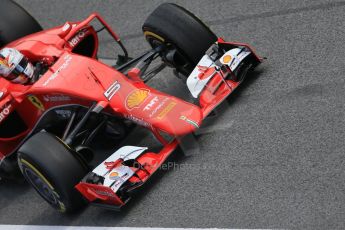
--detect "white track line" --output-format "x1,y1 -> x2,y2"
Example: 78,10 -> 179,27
0,226 -> 278,230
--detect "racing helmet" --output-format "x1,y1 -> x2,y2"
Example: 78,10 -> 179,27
0,48 -> 34,84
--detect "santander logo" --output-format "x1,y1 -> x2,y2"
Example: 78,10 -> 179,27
0,104 -> 12,122
69,28 -> 88,47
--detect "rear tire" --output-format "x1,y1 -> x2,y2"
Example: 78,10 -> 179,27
17,132 -> 88,213
0,0 -> 42,46
143,3 -> 217,75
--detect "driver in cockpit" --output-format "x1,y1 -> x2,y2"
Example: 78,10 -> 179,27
0,47 -> 46,84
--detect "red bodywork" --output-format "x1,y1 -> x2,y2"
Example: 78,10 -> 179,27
0,13 -> 262,209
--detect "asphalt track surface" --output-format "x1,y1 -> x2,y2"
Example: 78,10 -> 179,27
1,0 -> 345,229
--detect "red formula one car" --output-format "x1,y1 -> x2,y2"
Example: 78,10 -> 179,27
0,1 -> 262,212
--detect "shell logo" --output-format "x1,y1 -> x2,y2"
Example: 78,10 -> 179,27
109,171 -> 119,180
125,89 -> 150,110
222,55 -> 232,64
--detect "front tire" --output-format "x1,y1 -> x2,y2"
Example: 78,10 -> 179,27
143,3 -> 217,75
0,0 -> 42,46
17,132 -> 88,213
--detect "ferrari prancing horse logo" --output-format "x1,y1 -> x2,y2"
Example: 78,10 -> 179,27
28,95 -> 45,111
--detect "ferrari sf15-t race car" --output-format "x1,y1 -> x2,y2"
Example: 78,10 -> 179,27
0,0 -> 262,212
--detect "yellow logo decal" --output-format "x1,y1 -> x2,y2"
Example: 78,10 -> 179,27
157,102 -> 176,120
109,171 -> 119,180
125,89 -> 150,110
222,55 -> 232,64
28,95 -> 45,111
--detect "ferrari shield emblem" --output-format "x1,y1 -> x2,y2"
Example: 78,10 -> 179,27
28,95 -> 45,111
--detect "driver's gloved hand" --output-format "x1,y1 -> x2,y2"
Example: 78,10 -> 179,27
31,62 -> 47,83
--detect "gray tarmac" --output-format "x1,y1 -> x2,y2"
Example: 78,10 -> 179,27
1,0 -> 345,229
